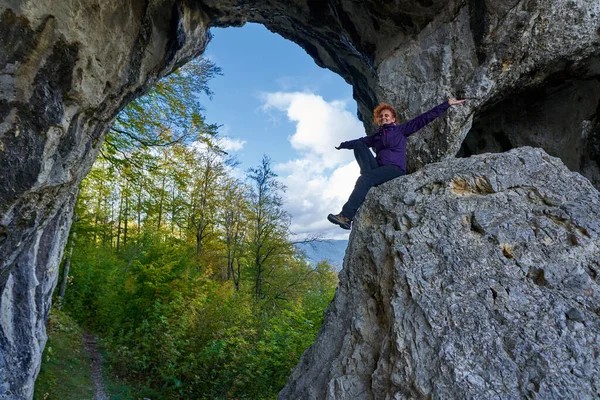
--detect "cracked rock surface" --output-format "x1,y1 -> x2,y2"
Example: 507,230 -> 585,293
1,0 -> 600,397
280,147 -> 600,399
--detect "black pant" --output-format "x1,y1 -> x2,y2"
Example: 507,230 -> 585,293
341,142 -> 405,220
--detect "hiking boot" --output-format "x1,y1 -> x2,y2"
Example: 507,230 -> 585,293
327,213 -> 351,230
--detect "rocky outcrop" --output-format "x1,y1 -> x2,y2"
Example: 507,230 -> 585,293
0,2 -> 211,398
280,147 -> 600,399
377,0 -> 600,174
1,0 -> 599,397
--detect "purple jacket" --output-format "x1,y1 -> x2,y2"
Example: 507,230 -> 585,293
338,101 -> 450,172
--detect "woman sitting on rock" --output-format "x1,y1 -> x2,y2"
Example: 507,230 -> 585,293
328,97 -> 466,230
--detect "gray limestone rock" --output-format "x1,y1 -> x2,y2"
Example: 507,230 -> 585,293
0,2 -> 212,398
1,0 -> 600,397
280,147 -> 600,399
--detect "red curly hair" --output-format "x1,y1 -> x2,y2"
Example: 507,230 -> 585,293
373,103 -> 397,125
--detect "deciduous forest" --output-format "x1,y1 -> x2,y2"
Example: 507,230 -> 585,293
37,57 -> 338,399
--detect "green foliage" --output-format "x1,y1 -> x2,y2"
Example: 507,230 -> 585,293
54,54 -> 339,399
246,155 -> 293,300
34,307 -> 164,400
61,232 -> 338,398
106,57 -> 221,157
62,242 -> 126,329
34,308 -> 94,400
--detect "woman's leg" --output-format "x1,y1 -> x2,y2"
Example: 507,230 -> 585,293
341,165 -> 404,220
353,142 -> 378,174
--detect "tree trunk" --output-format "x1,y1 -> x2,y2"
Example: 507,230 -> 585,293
235,259 -> 241,291
171,185 -> 176,237
255,250 -> 262,299
226,241 -> 232,281
116,193 -> 123,252
103,198 -> 109,246
157,175 -> 166,230
137,190 -> 142,239
94,195 -> 101,243
123,189 -> 129,247
196,217 -> 203,257
57,232 -> 75,309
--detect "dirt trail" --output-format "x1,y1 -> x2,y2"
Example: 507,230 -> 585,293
82,332 -> 109,400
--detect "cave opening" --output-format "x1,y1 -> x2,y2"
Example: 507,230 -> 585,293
107,22 -> 361,240
458,65 -> 600,188
28,21 -> 360,399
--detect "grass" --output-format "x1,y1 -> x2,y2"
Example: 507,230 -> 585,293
34,306 -> 161,400
34,307 -> 94,400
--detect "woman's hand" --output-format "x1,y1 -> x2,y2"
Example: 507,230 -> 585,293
448,98 -> 466,106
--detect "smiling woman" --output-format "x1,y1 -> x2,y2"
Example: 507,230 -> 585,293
328,98 -> 466,230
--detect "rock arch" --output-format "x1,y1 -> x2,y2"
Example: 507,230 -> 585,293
1,0 -> 599,398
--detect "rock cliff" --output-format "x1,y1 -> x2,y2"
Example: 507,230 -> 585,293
0,0 -> 599,398
280,147 -> 600,399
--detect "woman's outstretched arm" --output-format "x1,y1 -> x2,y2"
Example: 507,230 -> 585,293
402,97 -> 466,136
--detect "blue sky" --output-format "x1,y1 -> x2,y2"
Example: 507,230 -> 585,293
203,24 -> 352,167
201,23 -> 366,239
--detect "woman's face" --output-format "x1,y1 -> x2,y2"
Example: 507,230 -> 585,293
378,109 -> 396,125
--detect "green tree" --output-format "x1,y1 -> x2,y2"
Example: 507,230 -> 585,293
106,57 -> 221,157
52,52 -> 343,400
246,155 -> 294,300
219,177 -> 249,289
186,144 -> 227,259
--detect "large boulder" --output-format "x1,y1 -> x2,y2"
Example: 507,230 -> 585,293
280,147 -> 600,399
0,0 -> 599,397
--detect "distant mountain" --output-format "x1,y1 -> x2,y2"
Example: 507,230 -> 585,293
295,240 -> 348,270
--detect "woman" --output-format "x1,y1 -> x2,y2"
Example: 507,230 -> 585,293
328,97 -> 466,230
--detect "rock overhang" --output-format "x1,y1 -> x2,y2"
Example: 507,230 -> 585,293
2,1 -> 600,398
198,1 -> 600,183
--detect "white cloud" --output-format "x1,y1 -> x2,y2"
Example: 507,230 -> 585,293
262,92 -> 364,169
218,123 -> 231,136
191,132 -> 245,156
218,137 -> 245,152
260,91 -> 369,239
189,135 -> 246,180
225,165 -> 246,181
282,160 -> 360,239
